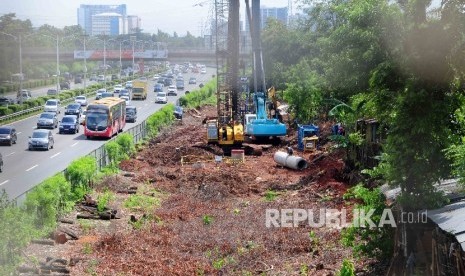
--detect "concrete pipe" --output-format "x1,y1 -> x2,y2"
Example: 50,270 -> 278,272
273,151 -> 308,170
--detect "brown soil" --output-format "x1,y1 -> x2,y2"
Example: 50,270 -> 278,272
21,105 -> 384,275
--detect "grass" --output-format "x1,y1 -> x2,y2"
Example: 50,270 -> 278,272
202,214 -> 213,225
123,193 -> 160,213
78,219 -> 95,234
264,189 -> 279,201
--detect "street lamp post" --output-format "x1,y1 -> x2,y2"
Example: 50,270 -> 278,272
40,34 -> 76,93
0,32 -> 34,104
103,37 -> 107,89
55,34 -> 60,92
83,34 -> 88,92
130,36 -> 136,77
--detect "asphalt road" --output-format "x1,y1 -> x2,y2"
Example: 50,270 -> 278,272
0,68 -> 214,200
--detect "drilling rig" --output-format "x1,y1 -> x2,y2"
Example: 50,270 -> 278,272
243,0 -> 287,138
206,0 -> 244,146
206,0 -> 287,148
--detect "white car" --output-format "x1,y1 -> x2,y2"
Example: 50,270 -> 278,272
75,95 -> 88,106
200,68 -> 207,74
125,81 -> 133,89
155,92 -> 167,104
121,95 -> 130,105
114,84 -> 123,93
80,110 -> 86,125
167,85 -> 177,96
44,99 -> 60,113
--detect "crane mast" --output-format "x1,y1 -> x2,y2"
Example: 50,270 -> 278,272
206,0 -> 244,146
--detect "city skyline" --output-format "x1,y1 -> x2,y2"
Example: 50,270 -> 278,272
0,0 -> 292,37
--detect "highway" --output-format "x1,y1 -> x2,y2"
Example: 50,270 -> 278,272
0,68 -> 214,200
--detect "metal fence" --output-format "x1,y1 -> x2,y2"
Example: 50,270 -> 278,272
87,120 -> 148,171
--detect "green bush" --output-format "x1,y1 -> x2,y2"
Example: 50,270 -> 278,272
146,104 -> 175,137
337,259 -> 355,276
7,104 -> 23,113
0,191 -> 36,275
25,174 -> 74,232
341,184 -> 393,258
115,133 -> 135,158
0,107 -> 12,116
65,156 -> 97,197
105,141 -> 124,168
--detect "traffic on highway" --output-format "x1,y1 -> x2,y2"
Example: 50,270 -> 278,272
0,64 -> 213,200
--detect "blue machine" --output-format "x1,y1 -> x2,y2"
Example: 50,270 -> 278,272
297,125 -> 320,151
245,92 -> 287,136
244,0 -> 287,138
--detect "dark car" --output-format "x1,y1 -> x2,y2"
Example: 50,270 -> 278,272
164,78 -> 173,86
59,115 -> 80,134
119,89 -> 130,99
0,153 -> 3,172
0,97 -> 14,106
176,80 -> 185,90
174,106 -> 183,120
28,129 -> 54,151
37,112 -> 58,129
154,83 -> 164,92
126,105 -> 137,123
74,76 -> 82,84
0,126 -> 17,146
60,81 -> 70,90
64,103 -> 82,118
157,77 -> 166,84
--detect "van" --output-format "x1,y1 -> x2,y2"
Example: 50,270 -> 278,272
125,105 -> 137,123
17,89 -> 32,103
47,89 -> 58,96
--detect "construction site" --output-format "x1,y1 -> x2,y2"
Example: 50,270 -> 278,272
17,1 -> 390,275
20,102 -> 388,275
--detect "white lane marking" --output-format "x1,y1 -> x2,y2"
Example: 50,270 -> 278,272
5,152 -> 14,157
71,142 -> 79,147
17,132 -> 21,135
0,180 -> 9,186
50,152 -> 61,159
26,165 -> 38,171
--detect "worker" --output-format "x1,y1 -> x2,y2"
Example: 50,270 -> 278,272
287,146 -> 294,156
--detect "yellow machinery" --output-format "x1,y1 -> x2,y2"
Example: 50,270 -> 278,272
206,0 -> 244,148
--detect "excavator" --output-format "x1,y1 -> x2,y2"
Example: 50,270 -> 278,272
206,0 -> 286,148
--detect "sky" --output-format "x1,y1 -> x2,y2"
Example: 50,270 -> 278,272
0,0 -> 293,36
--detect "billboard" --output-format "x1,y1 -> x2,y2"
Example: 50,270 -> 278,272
73,50 -> 167,60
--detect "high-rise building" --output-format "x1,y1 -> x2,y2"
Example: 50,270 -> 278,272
244,6 -> 288,32
127,15 -> 141,34
91,13 -> 124,36
78,4 -> 136,36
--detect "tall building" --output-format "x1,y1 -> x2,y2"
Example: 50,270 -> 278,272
127,15 -> 141,34
244,6 -> 288,32
77,4 -> 131,35
91,13 -> 124,36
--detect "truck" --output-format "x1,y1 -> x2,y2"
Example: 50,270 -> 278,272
131,80 -> 147,100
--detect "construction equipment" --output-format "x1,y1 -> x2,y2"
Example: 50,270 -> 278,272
206,0 -> 244,146
243,0 -> 287,138
297,125 -> 319,152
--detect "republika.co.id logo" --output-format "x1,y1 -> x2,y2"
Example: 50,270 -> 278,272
265,208 -> 428,228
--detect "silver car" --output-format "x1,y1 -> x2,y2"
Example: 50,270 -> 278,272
28,129 -> 54,151
37,112 -> 58,129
